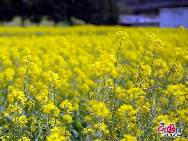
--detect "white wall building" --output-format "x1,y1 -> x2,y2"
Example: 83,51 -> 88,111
160,7 -> 188,28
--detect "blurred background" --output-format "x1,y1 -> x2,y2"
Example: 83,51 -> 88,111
0,0 -> 187,27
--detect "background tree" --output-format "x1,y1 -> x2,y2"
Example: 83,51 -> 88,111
0,0 -> 13,21
0,0 -> 118,25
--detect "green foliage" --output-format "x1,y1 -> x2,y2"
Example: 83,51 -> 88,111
0,0 -> 118,25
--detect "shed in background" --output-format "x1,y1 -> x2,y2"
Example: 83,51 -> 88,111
160,7 -> 188,28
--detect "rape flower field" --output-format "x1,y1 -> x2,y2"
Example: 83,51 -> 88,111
0,26 -> 187,141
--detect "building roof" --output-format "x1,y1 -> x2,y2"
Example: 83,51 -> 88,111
119,15 -> 159,25
127,0 -> 188,10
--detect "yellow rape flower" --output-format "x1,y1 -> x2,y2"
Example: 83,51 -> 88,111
114,31 -> 128,41
126,87 -> 145,100
174,137 -> 188,141
8,86 -> 27,105
60,100 -> 74,113
140,64 -> 152,77
43,102 -> 60,117
94,122 -> 109,135
13,115 -> 28,127
118,104 -> 136,117
7,103 -> 22,114
120,134 -> 137,141
115,86 -> 126,100
89,100 -> 109,118
18,136 -> 30,141
62,114 -> 72,124
47,127 -> 70,141
4,68 -> 15,82
178,108 -> 188,123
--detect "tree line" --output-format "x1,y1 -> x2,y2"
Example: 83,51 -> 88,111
0,0 -> 118,25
